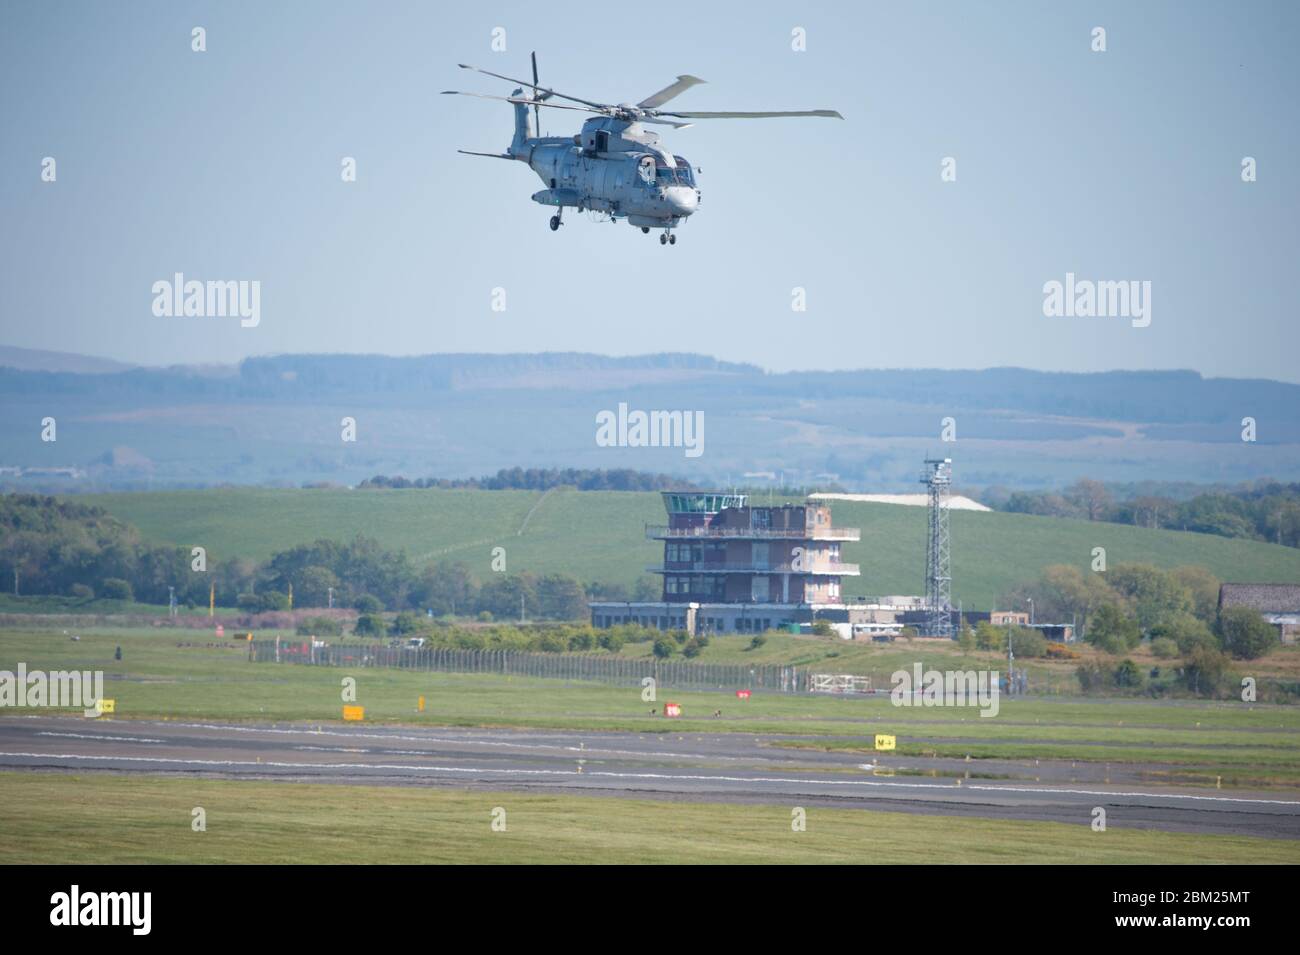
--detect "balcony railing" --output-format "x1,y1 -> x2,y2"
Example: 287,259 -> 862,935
647,561 -> 860,576
645,524 -> 860,541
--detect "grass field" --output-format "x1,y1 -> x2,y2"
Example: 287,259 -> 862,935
82,487 -> 1300,607
3,626 -> 1300,786
1,772 -> 1291,864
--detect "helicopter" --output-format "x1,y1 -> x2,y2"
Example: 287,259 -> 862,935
443,55 -> 842,245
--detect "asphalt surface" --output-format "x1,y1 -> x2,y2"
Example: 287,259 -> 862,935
2,715 -> 1298,840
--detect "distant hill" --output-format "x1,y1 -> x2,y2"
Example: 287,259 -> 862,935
0,346 -> 135,375
3,350 -> 1299,490
82,487 -> 1300,609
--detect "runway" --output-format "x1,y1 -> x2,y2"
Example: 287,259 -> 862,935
2,715 -> 1298,840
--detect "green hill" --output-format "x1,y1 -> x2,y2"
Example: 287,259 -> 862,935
80,488 -> 1300,609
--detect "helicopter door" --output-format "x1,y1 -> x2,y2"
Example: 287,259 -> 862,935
595,130 -> 609,153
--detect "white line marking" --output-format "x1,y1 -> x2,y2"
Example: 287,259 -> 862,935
105,721 -> 745,762
37,732 -> 164,743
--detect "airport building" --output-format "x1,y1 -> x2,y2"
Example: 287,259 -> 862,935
588,488 -> 1078,641
589,490 -> 864,636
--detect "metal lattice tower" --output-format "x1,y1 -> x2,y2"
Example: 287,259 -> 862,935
921,458 -> 954,637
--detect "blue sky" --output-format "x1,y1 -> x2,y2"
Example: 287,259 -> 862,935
1,0 -> 1296,379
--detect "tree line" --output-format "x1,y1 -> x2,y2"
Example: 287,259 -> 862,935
982,479 -> 1300,547
0,494 -> 610,620
357,467 -> 695,492
997,561 -> 1279,698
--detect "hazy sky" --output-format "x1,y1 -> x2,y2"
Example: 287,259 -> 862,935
1,1 -> 1296,379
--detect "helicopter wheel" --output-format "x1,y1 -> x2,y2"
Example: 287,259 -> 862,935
549,215 -> 561,232
669,234 -> 677,245
641,227 -> 649,234
660,234 -> 667,245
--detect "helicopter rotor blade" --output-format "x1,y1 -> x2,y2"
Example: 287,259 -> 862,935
457,150 -> 517,161
441,90 -> 605,114
637,117 -> 695,129
456,63 -> 609,110
637,75 -> 706,109
655,108 -> 844,120
530,52 -> 542,134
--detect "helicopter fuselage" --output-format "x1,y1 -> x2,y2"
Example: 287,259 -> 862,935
510,106 -> 700,232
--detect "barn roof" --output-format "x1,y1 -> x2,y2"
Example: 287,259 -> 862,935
1218,583 -> 1300,613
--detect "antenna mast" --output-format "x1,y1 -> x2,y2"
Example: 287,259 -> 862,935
921,458 -> 954,637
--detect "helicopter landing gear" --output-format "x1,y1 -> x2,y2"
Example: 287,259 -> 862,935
669,234 -> 677,245
641,227 -> 650,234
660,233 -> 667,245
660,230 -> 676,246
549,213 -> 562,232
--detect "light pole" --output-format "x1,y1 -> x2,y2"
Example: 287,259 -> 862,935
1027,597 -> 1034,626
1007,627 -> 1015,695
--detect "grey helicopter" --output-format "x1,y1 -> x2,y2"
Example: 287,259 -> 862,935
443,55 -> 842,245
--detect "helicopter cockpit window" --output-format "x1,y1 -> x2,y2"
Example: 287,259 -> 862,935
637,157 -> 655,185
655,161 -> 695,187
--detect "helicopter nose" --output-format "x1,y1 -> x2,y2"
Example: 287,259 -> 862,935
666,186 -> 698,216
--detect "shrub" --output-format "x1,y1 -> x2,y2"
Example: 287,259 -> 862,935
811,620 -> 835,638
354,613 -> 385,636
1217,607 -> 1277,660
1076,662 -> 1115,694
388,612 -> 423,635
257,591 -> 290,613
598,631 -> 625,653
682,638 -> 703,658
747,634 -> 768,651
974,621 -> 1004,651
1182,644 -> 1231,697
1150,636 -> 1179,659
353,594 -> 383,613
296,615 -> 343,636
1149,614 -> 1217,655
1006,627 -> 1047,658
69,583 -> 94,600
99,578 -> 133,601
454,630 -> 486,651
1085,603 -> 1140,654
568,630 -> 595,652
1113,658 -> 1144,688
537,632 -> 566,653
652,637 -> 675,659
957,623 -> 977,652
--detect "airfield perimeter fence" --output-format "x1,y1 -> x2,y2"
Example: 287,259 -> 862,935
251,639 -> 803,693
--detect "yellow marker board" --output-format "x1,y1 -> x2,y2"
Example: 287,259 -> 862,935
874,734 -> 896,751
417,696 -> 425,712
97,699 -> 116,715
342,705 -> 365,721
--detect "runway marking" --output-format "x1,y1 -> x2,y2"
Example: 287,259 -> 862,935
2,750 -> 1298,810
37,732 -> 164,744
46,720 -> 751,762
